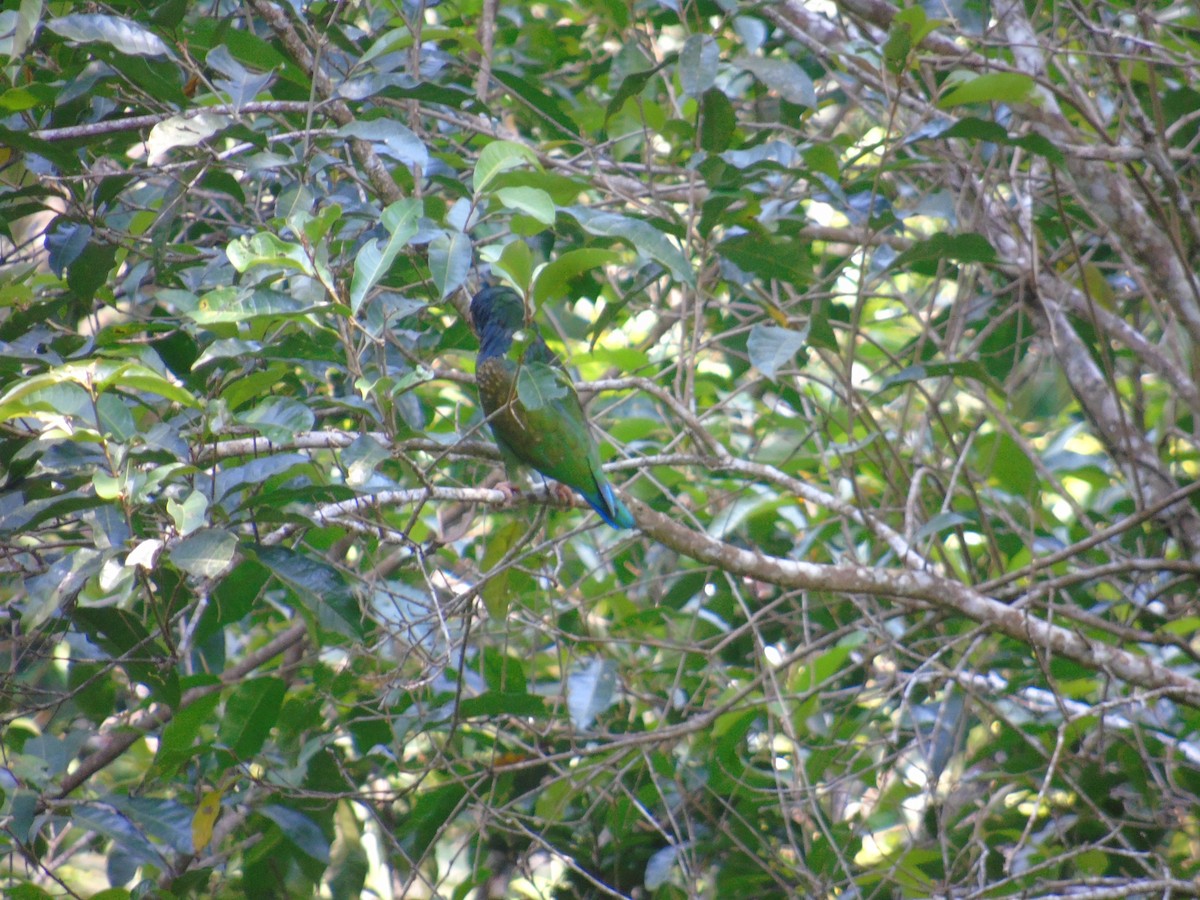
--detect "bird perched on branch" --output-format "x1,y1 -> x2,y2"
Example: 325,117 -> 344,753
470,284 -> 635,529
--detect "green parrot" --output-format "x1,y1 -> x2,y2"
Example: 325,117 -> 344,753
470,285 -> 635,529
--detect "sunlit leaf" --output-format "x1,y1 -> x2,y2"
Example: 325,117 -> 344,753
532,248 -> 621,304
495,186 -> 555,225
146,112 -> 230,158
170,528 -> 237,579
567,657 -> 617,730
938,72 -> 1035,108
474,140 -> 541,194
747,324 -> 806,380
47,13 -> 171,57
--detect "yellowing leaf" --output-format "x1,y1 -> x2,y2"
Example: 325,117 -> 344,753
193,788 -> 224,853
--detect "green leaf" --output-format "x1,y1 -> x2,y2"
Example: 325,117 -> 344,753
474,140 -> 541,195
10,0 -> 42,66
145,112 -> 230,159
495,186 -> 555,225
226,232 -> 311,275
405,783 -> 467,859
879,361 -> 1000,393
302,202 -> 343,245
255,545 -> 364,637
96,393 -> 135,441
23,548 -> 103,630
0,86 -> 48,112
110,796 -> 195,855
350,198 -> 420,314
46,221 -> 91,275
974,431 -> 1037,496
808,298 -> 839,352
428,230 -> 473,300
491,69 -> 580,140
516,362 -> 569,411
46,13 -> 171,58
342,434 -> 391,488
155,690 -> 220,776
480,520 -> 526,618
913,510 -> 972,540
734,55 -> 816,108
565,207 -> 694,285
888,232 -> 996,270
717,233 -> 811,286
938,72 -> 1035,108
747,324 -> 806,380
487,170 -> 588,205
495,239 -> 534,290
567,658 -> 617,730
883,7 -> 940,74
883,16 -> 915,74
174,286 -> 319,325
604,60 -> 669,121
259,805 -> 330,864
219,677 -> 286,758
189,18 -> 305,86
337,119 -> 428,169
0,124 -> 79,171
679,35 -> 718,97
709,709 -> 756,791
70,805 -> 162,867
0,377 -> 92,423
166,489 -> 209,537
238,396 -> 316,442
481,647 -> 528,694
170,528 -> 237,579
532,248 -> 622,305
67,239 -> 117,302
931,116 -> 1065,162
104,361 -> 199,408
700,88 -> 736,152
360,26 -> 483,64
72,607 -> 180,707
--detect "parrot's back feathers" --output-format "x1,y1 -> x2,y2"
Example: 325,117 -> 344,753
470,285 -> 635,530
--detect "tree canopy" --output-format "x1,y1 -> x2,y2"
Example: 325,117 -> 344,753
4,0 -> 1200,897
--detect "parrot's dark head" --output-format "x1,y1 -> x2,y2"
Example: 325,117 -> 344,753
470,285 -> 527,360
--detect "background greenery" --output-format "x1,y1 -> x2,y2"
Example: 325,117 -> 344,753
3,0 -> 1200,897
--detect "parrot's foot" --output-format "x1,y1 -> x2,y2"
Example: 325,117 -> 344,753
549,482 -> 576,507
496,481 -> 523,505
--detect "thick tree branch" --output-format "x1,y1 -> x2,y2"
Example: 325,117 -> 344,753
626,498 -> 1200,706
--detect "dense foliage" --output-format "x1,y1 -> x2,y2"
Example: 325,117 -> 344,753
3,0 -> 1200,897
